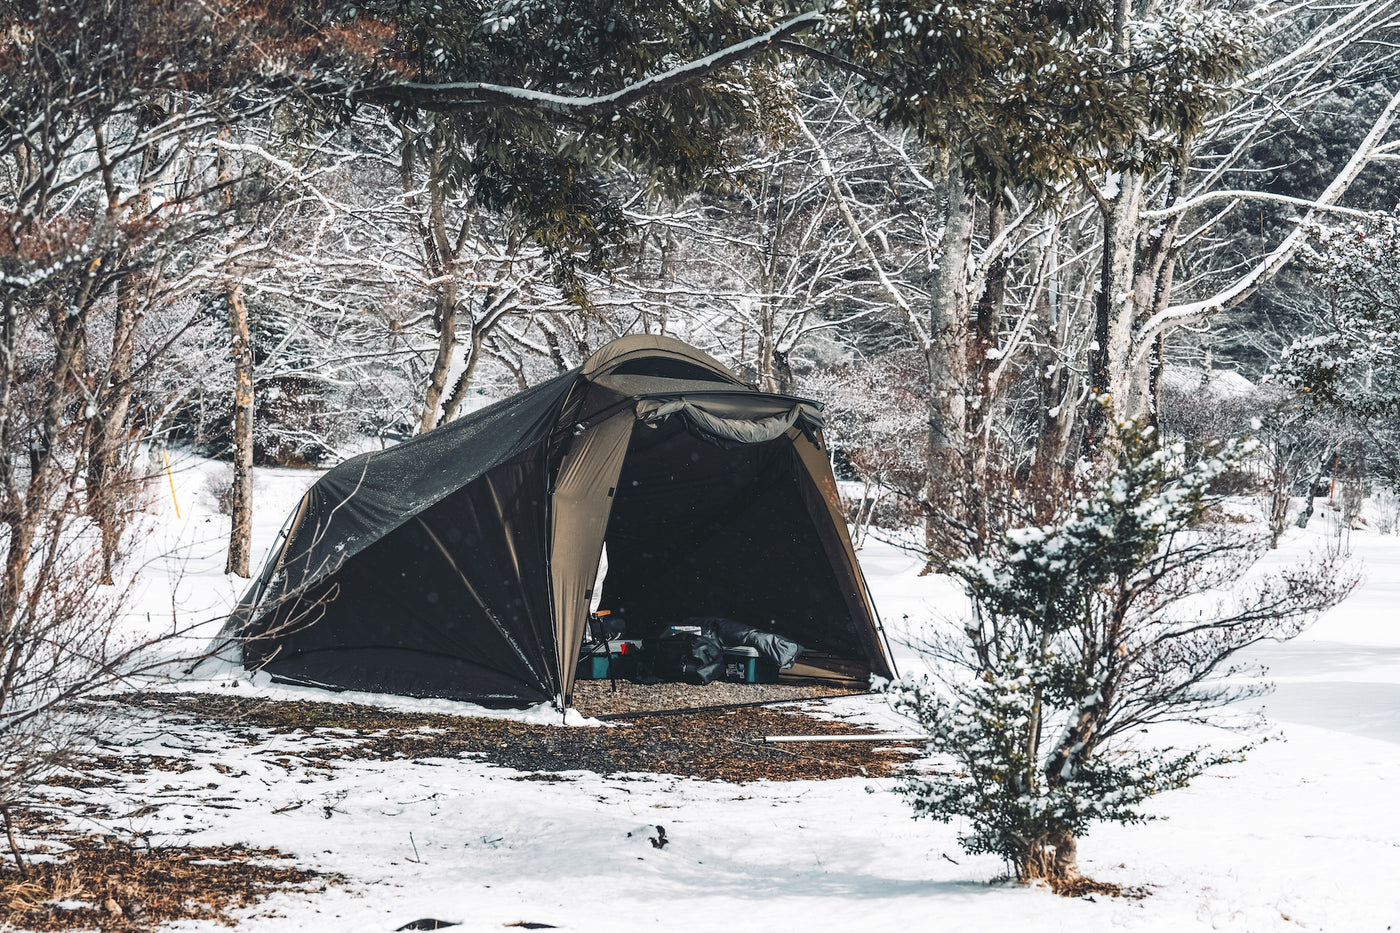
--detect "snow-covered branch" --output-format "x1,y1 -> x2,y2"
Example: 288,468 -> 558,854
792,111 -> 932,353
1130,84 -> 1400,371
354,12 -> 824,116
1139,189 -> 1377,222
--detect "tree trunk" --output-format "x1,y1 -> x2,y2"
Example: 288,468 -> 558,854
1029,228 -> 1078,521
1010,830 -> 1081,887
926,157 -> 972,463
923,157 -> 973,564
966,196 -> 1007,552
1144,330 -> 1165,441
417,284 -> 459,433
757,165 -> 784,395
438,326 -> 484,424
1294,449 -> 1333,529
2,286 -> 91,640
1047,830 -> 1080,883
87,274 -> 140,585
88,107 -> 159,585
225,281 -> 253,578
218,125 -> 253,577
771,349 -> 795,396
409,146 -> 460,435
1085,0 -> 1148,451
1088,166 -> 1144,451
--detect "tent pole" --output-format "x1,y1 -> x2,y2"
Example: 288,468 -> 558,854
857,561 -> 900,680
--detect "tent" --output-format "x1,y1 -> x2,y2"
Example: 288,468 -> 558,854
221,335 -> 895,707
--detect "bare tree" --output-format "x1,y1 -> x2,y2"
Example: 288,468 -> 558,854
0,0 -> 385,845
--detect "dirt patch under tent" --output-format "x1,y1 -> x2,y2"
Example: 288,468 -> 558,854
95,688 -> 918,783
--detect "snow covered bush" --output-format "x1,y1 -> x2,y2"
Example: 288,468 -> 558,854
887,418 -> 1354,888
888,657 -> 1226,886
1373,488 -> 1400,535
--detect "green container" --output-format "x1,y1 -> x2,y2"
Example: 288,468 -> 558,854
723,648 -> 777,684
576,652 -> 618,680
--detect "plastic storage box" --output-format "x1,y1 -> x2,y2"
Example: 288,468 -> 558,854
576,652 -> 616,679
723,646 -> 778,683
576,640 -> 644,680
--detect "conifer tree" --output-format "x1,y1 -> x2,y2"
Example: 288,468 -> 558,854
886,416 -> 1353,886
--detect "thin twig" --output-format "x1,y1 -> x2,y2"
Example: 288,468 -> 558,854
2,804 -> 28,879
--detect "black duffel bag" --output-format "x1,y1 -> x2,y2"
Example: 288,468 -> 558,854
684,616 -> 804,670
655,629 -> 725,684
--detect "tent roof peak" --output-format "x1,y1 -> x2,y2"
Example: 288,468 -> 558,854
581,334 -> 744,385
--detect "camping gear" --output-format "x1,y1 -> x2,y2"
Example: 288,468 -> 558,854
575,637 -> 642,682
722,646 -> 776,684
656,628 -> 726,685
576,653 -> 616,680
214,335 -> 895,707
685,616 -> 804,670
575,610 -> 633,685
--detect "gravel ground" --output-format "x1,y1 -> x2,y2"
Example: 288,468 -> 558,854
570,679 -> 859,717
93,691 -> 920,783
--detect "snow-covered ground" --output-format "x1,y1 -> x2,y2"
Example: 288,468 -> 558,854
86,454 -> 1400,931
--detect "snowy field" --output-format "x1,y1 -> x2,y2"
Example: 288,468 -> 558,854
78,453 -> 1400,931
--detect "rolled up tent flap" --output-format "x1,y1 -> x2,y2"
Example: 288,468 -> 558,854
635,397 -> 823,447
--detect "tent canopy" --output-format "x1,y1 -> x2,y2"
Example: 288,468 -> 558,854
225,335 -> 893,706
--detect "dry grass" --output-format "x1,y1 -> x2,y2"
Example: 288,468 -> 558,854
1048,874 -> 1150,899
0,838 -> 333,931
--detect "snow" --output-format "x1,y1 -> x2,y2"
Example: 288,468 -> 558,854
1158,364 -> 1256,398
75,457 -> 1400,930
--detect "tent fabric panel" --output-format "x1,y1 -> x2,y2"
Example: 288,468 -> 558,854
262,647 -> 550,705
789,429 -> 895,680
248,369 -> 578,625
244,454 -> 558,701
216,492 -> 311,652
547,408 -> 635,705
593,372 -> 747,399
635,397 -> 823,447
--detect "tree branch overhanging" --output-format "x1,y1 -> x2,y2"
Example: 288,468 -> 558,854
1129,83 -> 1400,370
354,11 -> 825,115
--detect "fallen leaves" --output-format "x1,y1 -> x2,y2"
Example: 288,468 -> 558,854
98,692 -> 918,783
0,839 -> 333,932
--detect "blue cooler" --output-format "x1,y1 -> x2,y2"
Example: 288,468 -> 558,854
576,639 -> 643,679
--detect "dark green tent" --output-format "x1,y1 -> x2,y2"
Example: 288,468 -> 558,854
223,335 -> 894,707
